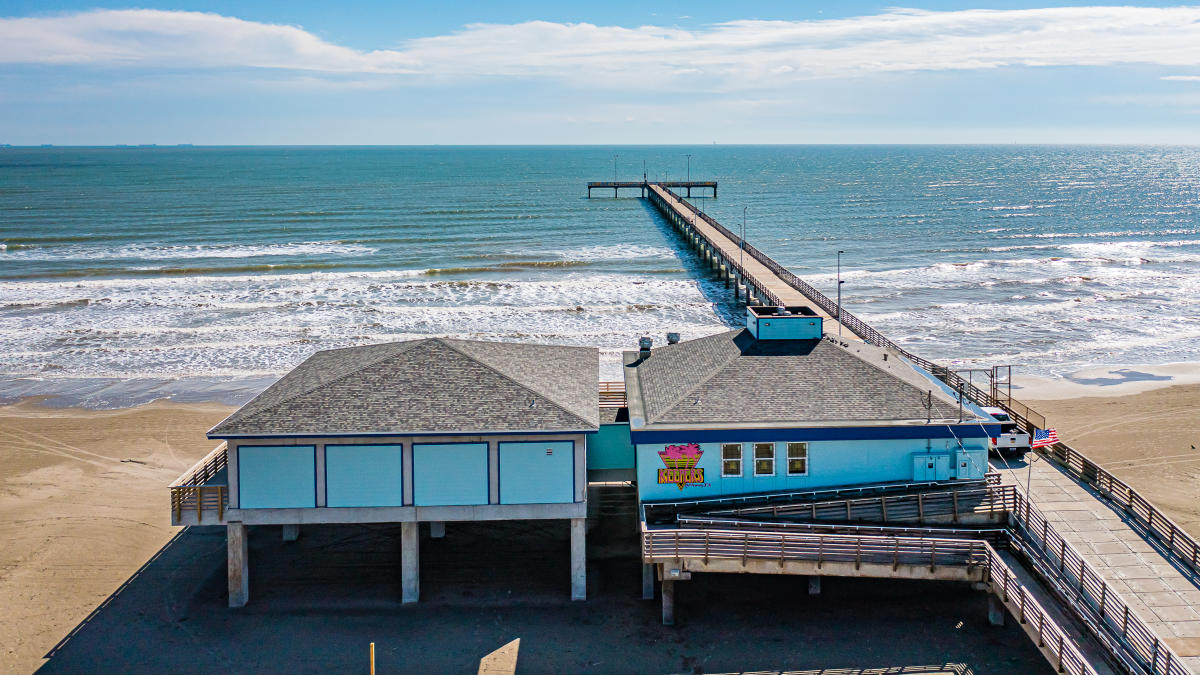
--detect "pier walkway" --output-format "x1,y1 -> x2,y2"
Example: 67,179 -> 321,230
997,457 -> 1200,674
594,178 -> 1200,674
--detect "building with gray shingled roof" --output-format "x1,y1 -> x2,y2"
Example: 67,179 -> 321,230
623,306 -> 999,503
174,337 -> 599,609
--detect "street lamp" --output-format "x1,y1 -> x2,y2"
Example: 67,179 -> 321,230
837,250 -> 845,338
613,154 -> 619,182
685,153 -> 692,183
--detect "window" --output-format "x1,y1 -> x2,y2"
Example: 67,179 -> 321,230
754,443 -> 775,476
721,443 -> 743,477
787,442 -> 809,476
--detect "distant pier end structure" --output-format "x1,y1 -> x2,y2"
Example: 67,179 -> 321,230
587,180 -> 717,199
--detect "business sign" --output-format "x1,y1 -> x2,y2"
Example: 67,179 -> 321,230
657,443 -> 704,490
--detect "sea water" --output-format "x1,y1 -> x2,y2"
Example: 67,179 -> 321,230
2,146 -> 1198,407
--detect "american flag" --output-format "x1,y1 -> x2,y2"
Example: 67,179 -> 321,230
1032,428 -> 1059,448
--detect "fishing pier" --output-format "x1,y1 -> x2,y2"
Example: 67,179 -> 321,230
587,180 -> 717,198
588,178 -> 1200,675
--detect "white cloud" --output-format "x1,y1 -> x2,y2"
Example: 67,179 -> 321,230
1162,75 -> 1200,81
3,7 -> 1200,89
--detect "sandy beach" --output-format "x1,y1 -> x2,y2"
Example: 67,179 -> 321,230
0,400 -> 234,673
1,376 -> 1198,671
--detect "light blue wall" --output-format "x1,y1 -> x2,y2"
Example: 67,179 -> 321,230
413,443 -> 489,506
238,445 -> 316,508
747,308 -> 823,340
588,424 -> 635,470
325,444 -> 404,507
499,441 -> 575,504
636,434 -> 989,502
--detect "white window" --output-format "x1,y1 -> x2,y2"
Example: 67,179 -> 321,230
721,443 -> 743,477
787,442 -> 809,476
754,443 -> 775,476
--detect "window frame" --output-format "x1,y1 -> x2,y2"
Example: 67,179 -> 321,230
721,443 -> 743,477
786,442 -> 809,476
753,442 -> 776,477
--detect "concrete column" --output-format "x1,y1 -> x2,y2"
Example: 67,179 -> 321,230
808,575 -> 821,595
570,517 -> 586,601
401,521 -> 419,604
662,579 -> 676,626
642,563 -> 655,600
988,593 -> 1006,626
227,521 -> 248,608
430,521 -> 446,539
282,524 -> 300,542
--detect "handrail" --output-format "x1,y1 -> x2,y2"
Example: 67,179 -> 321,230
169,442 -> 229,524
599,381 -> 627,408
642,525 -> 1096,675
704,484 -> 1017,525
1042,441 -> 1200,580
653,184 -> 1047,433
1009,489 -> 1187,675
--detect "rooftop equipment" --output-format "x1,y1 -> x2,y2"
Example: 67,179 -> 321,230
746,305 -> 823,340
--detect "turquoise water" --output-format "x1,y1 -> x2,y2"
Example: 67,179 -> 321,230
2,146 -> 1199,407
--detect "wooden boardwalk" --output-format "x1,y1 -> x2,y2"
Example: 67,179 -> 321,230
645,183 -> 862,340
997,458 -> 1200,674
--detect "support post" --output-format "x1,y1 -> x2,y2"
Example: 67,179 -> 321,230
401,521 -> 419,604
282,523 -> 300,542
642,563 -> 655,600
662,579 -> 676,626
808,575 -> 821,595
430,521 -> 446,539
227,521 -> 248,608
571,517 -> 586,601
988,593 -> 1006,626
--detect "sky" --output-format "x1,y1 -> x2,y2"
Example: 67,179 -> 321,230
2,1 -> 1200,144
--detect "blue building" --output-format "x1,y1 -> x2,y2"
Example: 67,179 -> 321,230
622,307 -> 998,504
177,337 -> 598,607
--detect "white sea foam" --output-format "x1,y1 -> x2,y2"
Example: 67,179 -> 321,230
0,241 -> 377,261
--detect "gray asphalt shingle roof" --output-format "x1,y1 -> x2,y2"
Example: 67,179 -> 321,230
623,329 -> 982,429
209,338 -> 599,437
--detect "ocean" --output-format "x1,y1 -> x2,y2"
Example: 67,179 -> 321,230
2,145 -> 1198,408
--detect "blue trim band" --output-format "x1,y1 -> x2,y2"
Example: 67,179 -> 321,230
630,424 -> 1000,444
211,429 -> 597,440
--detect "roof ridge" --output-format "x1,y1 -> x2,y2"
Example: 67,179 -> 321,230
436,338 -> 596,429
831,340 -> 968,417
208,339 -> 427,435
644,330 -> 743,424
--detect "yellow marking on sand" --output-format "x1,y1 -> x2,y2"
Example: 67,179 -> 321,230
478,638 -> 519,675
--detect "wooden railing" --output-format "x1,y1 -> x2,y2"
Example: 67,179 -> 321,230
1044,441 -> 1200,579
642,526 -> 1095,675
983,545 -> 1101,675
676,516 -> 1010,545
169,442 -> 229,524
1009,490 -> 1188,675
705,484 -> 1018,525
657,185 -> 1048,433
599,381 -> 627,408
643,527 -> 989,571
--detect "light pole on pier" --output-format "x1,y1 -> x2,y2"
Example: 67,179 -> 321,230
837,250 -> 845,338
613,154 -> 619,182
685,153 -> 692,183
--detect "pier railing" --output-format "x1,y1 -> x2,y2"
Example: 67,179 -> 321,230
642,525 -> 1095,675
169,442 -> 229,524
1043,442 -> 1200,579
1009,489 -> 1187,675
705,484 -> 1017,525
599,381 -> 627,408
658,185 -> 1047,433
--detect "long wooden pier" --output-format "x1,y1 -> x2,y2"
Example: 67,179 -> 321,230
597,179 -> 1200,674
